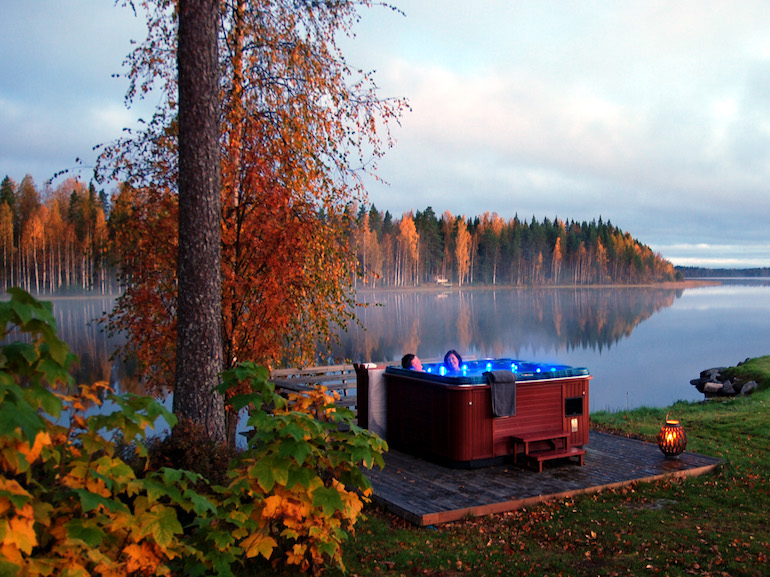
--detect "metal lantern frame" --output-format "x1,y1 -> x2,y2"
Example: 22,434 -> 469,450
657,413 -> 687,458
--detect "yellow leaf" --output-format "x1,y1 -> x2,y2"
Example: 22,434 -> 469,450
8,513 -> 38,554
0,478 -> 33,500
286,543 -> 307,565
240,531 -> 277,559
85,477 -> 110,498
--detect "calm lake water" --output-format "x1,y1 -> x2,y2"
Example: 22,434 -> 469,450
328,280 -> 770,412
25,279 -> 770,413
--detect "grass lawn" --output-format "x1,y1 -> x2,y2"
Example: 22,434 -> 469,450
322,356 -> 770,577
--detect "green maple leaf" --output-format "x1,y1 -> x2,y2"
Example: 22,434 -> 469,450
65,519 -> 105,547
137,506 -> 183,548
312,485 -> 344,516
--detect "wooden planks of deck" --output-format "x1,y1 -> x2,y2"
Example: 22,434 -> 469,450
363,431 -> 721,526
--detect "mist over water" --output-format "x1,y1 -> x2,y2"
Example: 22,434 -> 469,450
329,281 -> 770,412
16,280 -> 770,414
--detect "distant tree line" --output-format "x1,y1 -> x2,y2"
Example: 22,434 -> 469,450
0,173 -> 680,295
678,266 -> 770,278
0,175 -> 114,294
350,205 -> 681,287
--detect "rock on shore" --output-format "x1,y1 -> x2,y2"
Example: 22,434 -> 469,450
690,359 -> 759,398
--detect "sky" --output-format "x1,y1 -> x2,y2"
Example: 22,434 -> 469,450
2,1 -> 769,269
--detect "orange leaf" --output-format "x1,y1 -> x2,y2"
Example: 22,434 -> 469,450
8,512 -> 38,554
24,431 -> 52,464
124,542 -> 163,574
240,531 -> 277,559
261,494 -> 283,518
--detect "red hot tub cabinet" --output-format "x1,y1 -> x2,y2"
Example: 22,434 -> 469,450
382,360 -> 591,468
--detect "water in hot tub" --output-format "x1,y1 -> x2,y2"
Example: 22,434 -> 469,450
423,358 -> 571,377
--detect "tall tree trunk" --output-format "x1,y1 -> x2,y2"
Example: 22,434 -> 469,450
223,1 -> 246,447
174,0 -> 226,443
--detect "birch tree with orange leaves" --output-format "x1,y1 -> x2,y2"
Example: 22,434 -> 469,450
455,216 -> 471,287
99,0 -> 405,440
396,212 -> 419,286
0,202 -> 13,287
355,212 -> 383,285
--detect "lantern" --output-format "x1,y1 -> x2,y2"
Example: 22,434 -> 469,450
657,413 -> 687,458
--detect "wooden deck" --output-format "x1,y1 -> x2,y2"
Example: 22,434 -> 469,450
363,431 -> 721,526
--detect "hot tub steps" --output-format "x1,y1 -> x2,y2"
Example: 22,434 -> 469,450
510,430 -> 585,472
526,446 -> 586,472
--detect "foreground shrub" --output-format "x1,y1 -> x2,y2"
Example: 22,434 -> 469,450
0,289 -> 386,576
218,363 -> 387,573
0,288 -> 193,576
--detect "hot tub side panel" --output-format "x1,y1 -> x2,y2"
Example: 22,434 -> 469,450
492,381 -> 562,457
492,376 -> 591,457
384,372 -> 494,466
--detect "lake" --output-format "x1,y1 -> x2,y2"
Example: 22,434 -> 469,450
26,280 -> 770,413
327,280 -> 770,412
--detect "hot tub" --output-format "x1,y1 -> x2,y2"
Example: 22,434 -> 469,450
382,358 -> 591,468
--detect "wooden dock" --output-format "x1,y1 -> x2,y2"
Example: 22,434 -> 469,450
363,431 -> 721,526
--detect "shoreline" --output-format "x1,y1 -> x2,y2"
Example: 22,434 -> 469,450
353,279 -> 723,293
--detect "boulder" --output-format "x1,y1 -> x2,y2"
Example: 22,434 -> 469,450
692,363 -> 762,398
720,379 -> 736,395
690,378 -> 707,393
703,382 -> 724,394
740,381 -> 758,396
700,367 -> 726,380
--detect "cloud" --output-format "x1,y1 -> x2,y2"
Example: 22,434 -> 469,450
0,0 -> 148,182
350,2 -> 770,269
2,0 -> 770,267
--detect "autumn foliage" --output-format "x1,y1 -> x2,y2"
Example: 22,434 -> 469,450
97,1 -> 406,405
0,175 -> 111,294
352,207 -> 679,287
0,290 -> 386,576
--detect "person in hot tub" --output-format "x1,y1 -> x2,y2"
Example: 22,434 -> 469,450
443,349 -> 463,373
401,353 -> 423,371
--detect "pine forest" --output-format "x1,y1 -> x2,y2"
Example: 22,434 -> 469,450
0,173 -> 679,296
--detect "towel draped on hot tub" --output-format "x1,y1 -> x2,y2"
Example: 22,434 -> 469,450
484,370 -> 517,417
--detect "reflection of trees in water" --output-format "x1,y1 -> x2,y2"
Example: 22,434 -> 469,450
48,298 -> 119,388
11,296 -> 141,395
32,289 -> 679,387
475,288 -> 680,355
457,292 -> 472,353
330,288 -> 681,364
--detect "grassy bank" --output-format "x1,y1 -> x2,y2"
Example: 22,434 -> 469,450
320,357 -> 770,577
